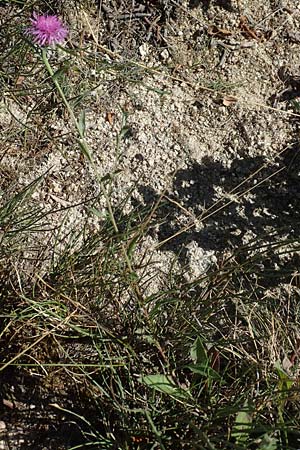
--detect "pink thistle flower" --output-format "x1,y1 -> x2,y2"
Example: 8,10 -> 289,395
28,13 -> 68,47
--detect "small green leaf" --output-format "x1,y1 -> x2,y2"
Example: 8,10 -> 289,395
186,364 -> 221,380
119,126 -> 132,141
139,374 -> 190,401
190,336 -> 208,365
77,139 -> 92,162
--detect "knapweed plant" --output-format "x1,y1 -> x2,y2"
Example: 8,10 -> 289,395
27,12 -> 119,234
27,11 -> 144,323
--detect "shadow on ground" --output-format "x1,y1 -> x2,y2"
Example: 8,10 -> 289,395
132,143 -> 300,285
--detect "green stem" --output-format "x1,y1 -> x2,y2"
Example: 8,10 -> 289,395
42,49 -> 80,137
41,48 -> 146,307
41,48 -> 119,234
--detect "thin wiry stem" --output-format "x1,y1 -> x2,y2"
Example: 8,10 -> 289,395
41,48 -> 119,235
41,47 -> 148,309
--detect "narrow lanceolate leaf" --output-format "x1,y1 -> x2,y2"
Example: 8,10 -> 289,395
190,336 -> 208,365
186,364 -> 221,380
77,139 -> 92,163
139,374 -> 191,401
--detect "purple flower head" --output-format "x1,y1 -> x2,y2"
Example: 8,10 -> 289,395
28,13 -> 68,47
